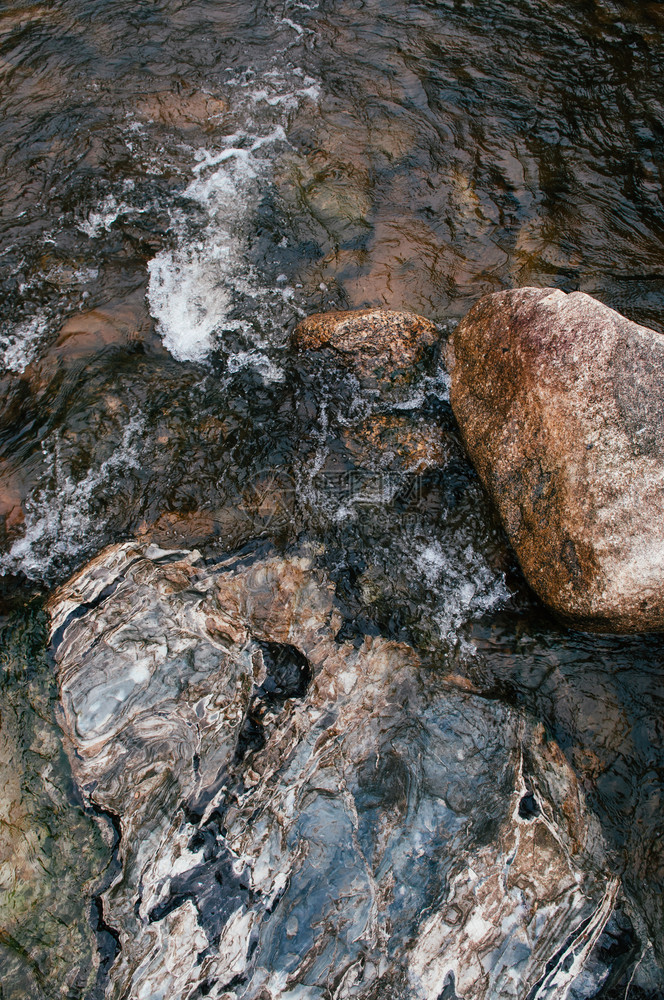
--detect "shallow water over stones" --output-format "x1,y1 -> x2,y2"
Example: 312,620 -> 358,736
2,0 -> 664,996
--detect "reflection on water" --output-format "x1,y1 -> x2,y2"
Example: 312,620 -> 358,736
1,0 -> 664,996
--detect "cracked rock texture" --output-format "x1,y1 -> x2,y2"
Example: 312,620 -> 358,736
49,542 -> 620,1000
448,287 -> 664,632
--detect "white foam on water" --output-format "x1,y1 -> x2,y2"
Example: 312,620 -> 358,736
146,68 -> 319,368
226,349 -> 286,382
391,365 -> 451,410
0,414 -> 145,582
0,311 -> 50,373
78,180 -> 145,237
415,535 -> 509,639
147,241 -> 234,364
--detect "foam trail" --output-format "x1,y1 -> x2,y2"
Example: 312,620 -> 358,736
78,180 -> 145,237
416,535 -> 509,638
147,70 -> 319,366
0,415 -> 145,582
0,312 -> 49,373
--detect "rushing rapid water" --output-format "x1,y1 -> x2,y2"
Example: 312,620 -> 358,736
1,1 -> 664,997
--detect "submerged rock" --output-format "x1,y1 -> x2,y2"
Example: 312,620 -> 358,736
0,606 -> 111,1000
341,413 -> 453,475
448,288 -> 664,632
0,463 -> 24,547
49,542 -> 621,999
134,89 -> 227,131
292,308 -> 441,385
51,287 -> 161,362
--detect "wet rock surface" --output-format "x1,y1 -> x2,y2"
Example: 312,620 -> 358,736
469,608 -> 664,979
448,287 -> 664,633
48,541 -> 633,1000
293,309 -> 441,388
341,413 -> 453,476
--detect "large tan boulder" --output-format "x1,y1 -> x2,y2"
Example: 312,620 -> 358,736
448,287 -> 664,632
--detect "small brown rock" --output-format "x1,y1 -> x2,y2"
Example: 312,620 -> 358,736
292,308 -> 441,384
448,287 -> 664,632
0,463 -> 25,546
136,511 -> 218,548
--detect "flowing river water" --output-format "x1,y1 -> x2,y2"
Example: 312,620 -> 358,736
1,1 -> 664,998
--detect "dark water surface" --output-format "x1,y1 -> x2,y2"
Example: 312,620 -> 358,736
1,0 -> 664,997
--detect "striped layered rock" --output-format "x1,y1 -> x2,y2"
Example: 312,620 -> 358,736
49,541 -> 619,1000
448,288 -> 664,632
